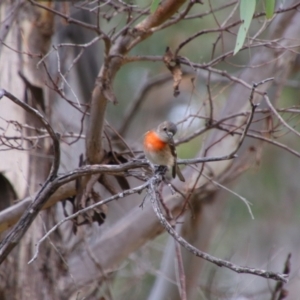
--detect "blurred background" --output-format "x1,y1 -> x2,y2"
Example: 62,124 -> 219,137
1,0 -> 300,299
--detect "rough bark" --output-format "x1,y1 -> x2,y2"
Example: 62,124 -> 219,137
0,1 -> 57,299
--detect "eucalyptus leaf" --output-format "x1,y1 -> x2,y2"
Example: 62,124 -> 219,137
265,0 -> 275,19
234,0 -> 256,55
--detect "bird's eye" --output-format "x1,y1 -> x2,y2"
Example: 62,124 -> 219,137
163,127 -> 167,131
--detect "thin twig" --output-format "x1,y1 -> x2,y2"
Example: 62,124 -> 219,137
270,253 -> 291,300
226,78 -> 274,158
28,179 -> 151,264
202,173 -> 254,220
174,240 -> 187,300
148,177 -> 288,283
28,0 -> 102,33
0,89 -> 60,180
264,94 -> 300,139
0,89 -> 60,264
155,181 -> 187,297
217,127 -> 300,159
119,73 -> 173,136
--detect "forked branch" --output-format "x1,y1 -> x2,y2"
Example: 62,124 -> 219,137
148,175 -> 288,283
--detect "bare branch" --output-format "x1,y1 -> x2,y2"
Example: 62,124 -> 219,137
0,153 -> 238,235
135,0 -> 188,33
86,0 -> 188,164
0,89 -> 60,178
148,177 -> 288,283
264,93 -> 300,138
119,73 -> 173,136
28,0 -> 101,33
28,179 -> 150,264
0,89 -> 60,264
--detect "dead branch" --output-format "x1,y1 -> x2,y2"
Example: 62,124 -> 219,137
86,0 -> 189,164
148,175 -> 288,283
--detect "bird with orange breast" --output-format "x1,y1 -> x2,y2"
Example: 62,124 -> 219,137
143,121 -> 185,182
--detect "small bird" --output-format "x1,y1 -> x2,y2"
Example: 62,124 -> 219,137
143,121 -> 185,182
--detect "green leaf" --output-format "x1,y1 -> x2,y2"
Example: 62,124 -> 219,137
233,0 -> 256,55
150,0 -> 160,14
265,0 -> 275,19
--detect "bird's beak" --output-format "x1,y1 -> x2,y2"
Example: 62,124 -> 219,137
167,132 -> 173,138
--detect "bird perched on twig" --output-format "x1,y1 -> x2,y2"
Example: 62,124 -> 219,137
143,121 -> 185,182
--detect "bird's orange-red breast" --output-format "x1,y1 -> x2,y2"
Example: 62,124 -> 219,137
144,130 -> 167,151
143,121 -> 185,182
